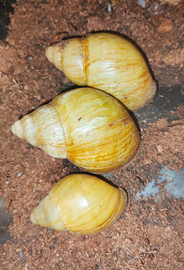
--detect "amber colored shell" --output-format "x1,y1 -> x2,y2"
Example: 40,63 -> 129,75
11,87 -> 140,173
30,174 -> 127,235
45,32 -> 157,111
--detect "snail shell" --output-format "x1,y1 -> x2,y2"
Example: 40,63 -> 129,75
30,174 -> 127,235
46,32 -> 157,111
11,87 -> 140,173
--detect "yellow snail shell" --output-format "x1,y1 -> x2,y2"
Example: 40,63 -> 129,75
30,174 -> 127,235
45,32 -> 157,111
11,87 -> 140,173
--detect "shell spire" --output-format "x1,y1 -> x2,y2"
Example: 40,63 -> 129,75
45,38 -> 85,85
11,114 -> 38,147
30,193 -> 66,231
45,44 -> 64,72
11,104 -> 67,159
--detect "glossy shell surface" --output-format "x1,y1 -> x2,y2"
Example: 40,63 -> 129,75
46,32 -> 157,111
30,174 -> 128,235
11,88 -> 140,173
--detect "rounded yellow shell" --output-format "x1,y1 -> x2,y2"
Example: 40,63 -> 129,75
46,32 -> 157,111
11,87 -> 140,173
30,174 -> 127,235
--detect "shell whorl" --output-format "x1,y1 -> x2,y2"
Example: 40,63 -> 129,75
11,104 -> 67,158
45,38 -> 85,85
11,114 -> 38,146
30,193 -> 66,231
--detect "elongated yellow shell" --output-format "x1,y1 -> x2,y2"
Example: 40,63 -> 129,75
30,174 -> 127,235
11,87 -> 140,173
45,32 -> 157,111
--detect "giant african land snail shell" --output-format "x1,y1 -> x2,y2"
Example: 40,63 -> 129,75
30,174 -> 127,235
45,32 -> 157,111
11,87 -> 140,173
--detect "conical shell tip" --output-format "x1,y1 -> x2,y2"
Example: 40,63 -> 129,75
45,46 -> 53,63
11,120 -> 23,138
30,212 -> 38,225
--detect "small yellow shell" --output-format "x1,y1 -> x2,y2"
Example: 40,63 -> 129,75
11,87 -> 140,173
46,32 -> 157,111
30,174 -> 127,235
